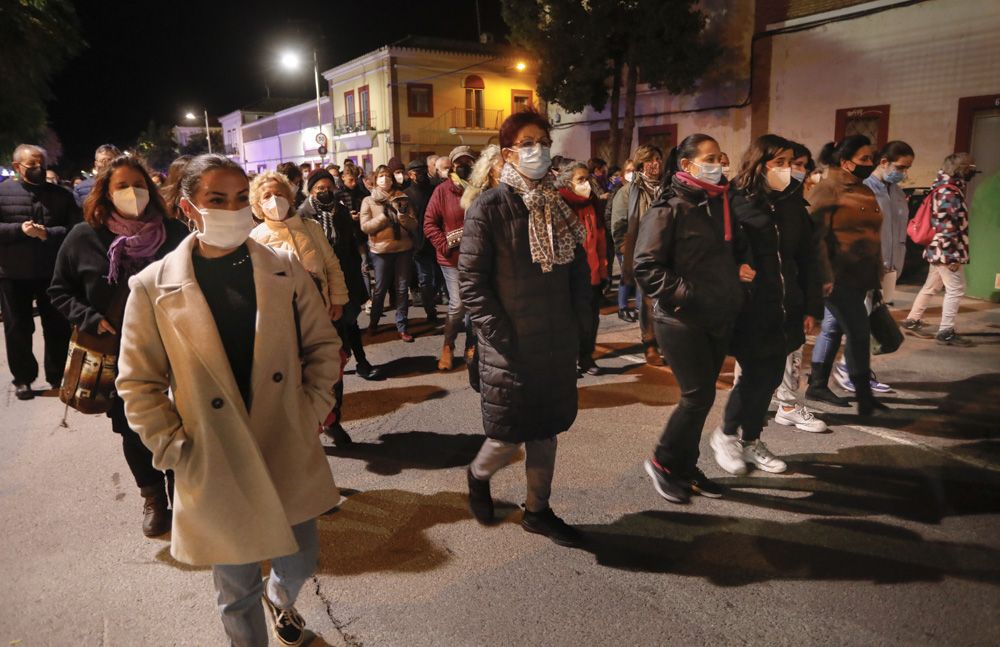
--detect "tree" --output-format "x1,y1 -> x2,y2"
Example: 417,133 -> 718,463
0,0 -> 84,159
502,0 -> 720,165
178,130 -> 224,158
133,120 -> 178,172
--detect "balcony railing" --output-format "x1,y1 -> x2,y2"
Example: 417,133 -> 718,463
441,107 -> 504,131
335,111 -> 376,136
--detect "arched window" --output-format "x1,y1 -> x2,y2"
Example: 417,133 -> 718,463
464,75 -> 485,128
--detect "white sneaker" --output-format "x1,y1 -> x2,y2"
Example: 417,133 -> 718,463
710,427 -> 748,475
774,404 -> 828,433
742,440 -> 787,473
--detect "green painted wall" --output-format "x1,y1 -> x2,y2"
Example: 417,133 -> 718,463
967,170 -> 1000,302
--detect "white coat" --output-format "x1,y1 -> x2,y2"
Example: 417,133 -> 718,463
116,235 -> 342,566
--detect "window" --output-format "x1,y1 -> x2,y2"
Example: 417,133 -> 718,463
362,154 -> 374,175
511,89 -> 533,115
463,75 -> 485,129
358,85 -> 371,128
835,105 -> 890,149
407,83 -> 434,118
344,90 -> 356,127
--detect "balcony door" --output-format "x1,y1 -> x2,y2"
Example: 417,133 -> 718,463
464,75 -> 485,128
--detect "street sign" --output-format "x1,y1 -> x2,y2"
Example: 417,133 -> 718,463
315,133 -> 328,146
318,145 -> 328,156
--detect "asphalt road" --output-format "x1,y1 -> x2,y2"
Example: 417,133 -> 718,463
1,286 -> 998,646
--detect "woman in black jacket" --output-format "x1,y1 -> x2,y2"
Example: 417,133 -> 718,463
633,133 -> 755,504
712,135 -> 824,478
48,155 -> 188,537
460,110 -> 591,546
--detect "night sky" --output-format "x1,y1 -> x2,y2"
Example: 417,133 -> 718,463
47,0 -> 508,173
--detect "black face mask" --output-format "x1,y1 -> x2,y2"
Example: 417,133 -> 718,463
455,164 -> 473,181
414,171 -> 430,186
21,164 -> 46,185
315,191 -> 336,206
850,163 -> 874,181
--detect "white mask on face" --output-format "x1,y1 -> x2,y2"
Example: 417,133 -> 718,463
572,181 -> 592,198
191,204 -> 255,248
394,172 -> 405,184
766,166 -> 792,192
261,195 -> 290,221
624,171 -> 635,184
111,187 -> 149,218
377,176 -> 392,189
791,170 -> 807,183
690,161 -> 723,184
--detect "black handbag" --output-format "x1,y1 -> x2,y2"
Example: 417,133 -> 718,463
870,290 -> 904,355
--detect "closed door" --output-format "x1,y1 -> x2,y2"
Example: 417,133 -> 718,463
968,107 -> 1000,204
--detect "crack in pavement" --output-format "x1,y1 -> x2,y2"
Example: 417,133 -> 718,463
312,575 -> 363,647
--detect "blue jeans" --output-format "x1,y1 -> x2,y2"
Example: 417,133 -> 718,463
370,250 -> 414,331
440,264 -> 473,349
615,253 -> 634,310
211,519 -> 319,647
812,285 -> 871,379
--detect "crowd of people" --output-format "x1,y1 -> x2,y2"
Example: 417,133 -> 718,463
0,108 -> 981,645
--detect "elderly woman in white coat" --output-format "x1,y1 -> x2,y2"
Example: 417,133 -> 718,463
116,154 -> 341,647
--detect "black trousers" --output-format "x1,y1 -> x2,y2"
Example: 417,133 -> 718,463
652,315 -> 731,472
579,285 -> 603,365
815,284 -> 871,381
723,351 -> 786,442
109,398 -> 168,490
0,277 -> 71,386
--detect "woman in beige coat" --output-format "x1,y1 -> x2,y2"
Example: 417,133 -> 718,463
116,154 -> 341,647
359,164 -> 418,341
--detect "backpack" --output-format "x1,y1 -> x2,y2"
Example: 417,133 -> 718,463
908,183 -> 958,246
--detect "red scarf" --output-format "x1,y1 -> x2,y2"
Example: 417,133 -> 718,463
674,172 -> 732,241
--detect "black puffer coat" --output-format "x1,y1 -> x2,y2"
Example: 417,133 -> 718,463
459,183 -> 592,442
0,179 -> 80,279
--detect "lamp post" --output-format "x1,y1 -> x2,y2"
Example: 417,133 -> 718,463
280,48 -> 327,163
185,109 -> 213,154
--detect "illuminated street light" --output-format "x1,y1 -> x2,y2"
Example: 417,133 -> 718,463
515,61 -> 527,72
279,47 -> 327,163
280,51 -> 301,70
185,109 -> 213,154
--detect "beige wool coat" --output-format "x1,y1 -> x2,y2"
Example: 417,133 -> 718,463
249,215 -> 349,309
116,235 -> 342,566
359,189 -> 418,254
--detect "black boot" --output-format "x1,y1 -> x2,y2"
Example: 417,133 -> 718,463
806,362 -> 850,407
854,374 -> 890,416
421,284 -> 439,323
139,484 -> 171,537
467,467 -> 494,524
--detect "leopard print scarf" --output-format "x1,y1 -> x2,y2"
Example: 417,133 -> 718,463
500,163 -> 586,273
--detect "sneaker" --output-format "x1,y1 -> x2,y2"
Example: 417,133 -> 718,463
643,459 -> 691,504
355,361 -> 383,381
261,578 -> 306,646
834,364 -> 892,394
902,319 -> 934,338
710,427 -> 748,475
774,404 -> 828,433
742,440 -> 787,473
936,328 -> 974,347
521,507 -> 583,547
869,374 -> 893,393
682,466 -> 724,498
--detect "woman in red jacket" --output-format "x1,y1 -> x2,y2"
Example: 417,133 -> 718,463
558,161 -> 608,375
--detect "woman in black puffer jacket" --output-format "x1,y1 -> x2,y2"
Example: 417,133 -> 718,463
460,111 -> 591,547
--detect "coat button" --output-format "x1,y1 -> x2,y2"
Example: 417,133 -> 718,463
211,398 -> 224,409
273,372 -> 283,383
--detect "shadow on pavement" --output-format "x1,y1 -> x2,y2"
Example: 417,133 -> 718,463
578,371 -> 680,410
326,430 -> 486,475
372,354 -> 441,378
577,510 -> 1000,586
340,384 -> 448,423
716,444 -> 1000,524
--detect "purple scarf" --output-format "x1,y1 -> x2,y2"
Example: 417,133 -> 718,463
105,212 -> 166,284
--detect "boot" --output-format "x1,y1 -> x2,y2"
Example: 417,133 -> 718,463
140,484 -> 171,537
854,374 -> 890,417
644,344 -> 664,367
467,467 -> 494,524
805,362 -> 850,407
421,284 -> 439,323
438,344 -> 454,371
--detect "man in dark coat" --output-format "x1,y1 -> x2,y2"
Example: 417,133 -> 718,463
73,143 -> 120,207
403,159 -> 440,323
0,144 -> 78,399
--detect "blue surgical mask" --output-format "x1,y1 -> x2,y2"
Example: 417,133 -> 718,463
691,161 -> 723,185
791,170 -> 807,183
513,144 -> 552,180
884,167 -> 906,184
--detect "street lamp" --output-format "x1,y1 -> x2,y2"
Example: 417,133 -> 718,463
185,109 -> 213,154
515,61 -> 527,72
280,47 -> 325,162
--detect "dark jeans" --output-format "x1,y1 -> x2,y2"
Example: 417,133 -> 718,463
635,285 -> 657,347
370,250 -> 414,332
615,253 -> 634,311
412,250 -> 439,319
109,398 -> 168,489
723,351 -> 786,442
0,277 -> 71,386
335,302 -> 368,366
652,315 -> 730,472
580,284 -> 602,365
813,284 -> 871,381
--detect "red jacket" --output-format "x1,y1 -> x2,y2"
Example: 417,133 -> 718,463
559,187 -> 608,286
423,180 -> 466,267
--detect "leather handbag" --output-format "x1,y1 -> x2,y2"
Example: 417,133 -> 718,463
59,286 -> 129,414
869,290 -> 904,355
446,227 -> 464,250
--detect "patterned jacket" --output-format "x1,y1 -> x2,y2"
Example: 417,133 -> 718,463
925,171 -> 970,265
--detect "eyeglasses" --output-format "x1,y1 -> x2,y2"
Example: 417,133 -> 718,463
510,138 -> 552,150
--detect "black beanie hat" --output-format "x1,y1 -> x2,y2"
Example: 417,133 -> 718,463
306,169 -> 335,193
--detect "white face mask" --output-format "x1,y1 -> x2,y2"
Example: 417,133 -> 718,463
394,172 -> 405,184
791,169 -> 807,183
377,176 -> 392,189
690,161 -> 723,184
111,187 -> 149,218
766,166 -> 792,192
261,195 -> 290,221
191,204 -> 255,248
624,171 -> 635,184
572,181 -> 592,198
512,143 -> 552,180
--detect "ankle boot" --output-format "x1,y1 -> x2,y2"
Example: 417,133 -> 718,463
438,344 -> 454,371
139,484 -> 171,537
854,375 -> 889,416
806,362 -> 850,407
467,467 -> 494,524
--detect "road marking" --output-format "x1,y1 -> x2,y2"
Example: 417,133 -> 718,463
846,423 -> 1000,473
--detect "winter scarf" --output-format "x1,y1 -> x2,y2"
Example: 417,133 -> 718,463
500,162 -> 586,273
674,172 -> 732,241
633,171 -> 662,220
308,195 -> 338,245
104,211 -> 166,284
